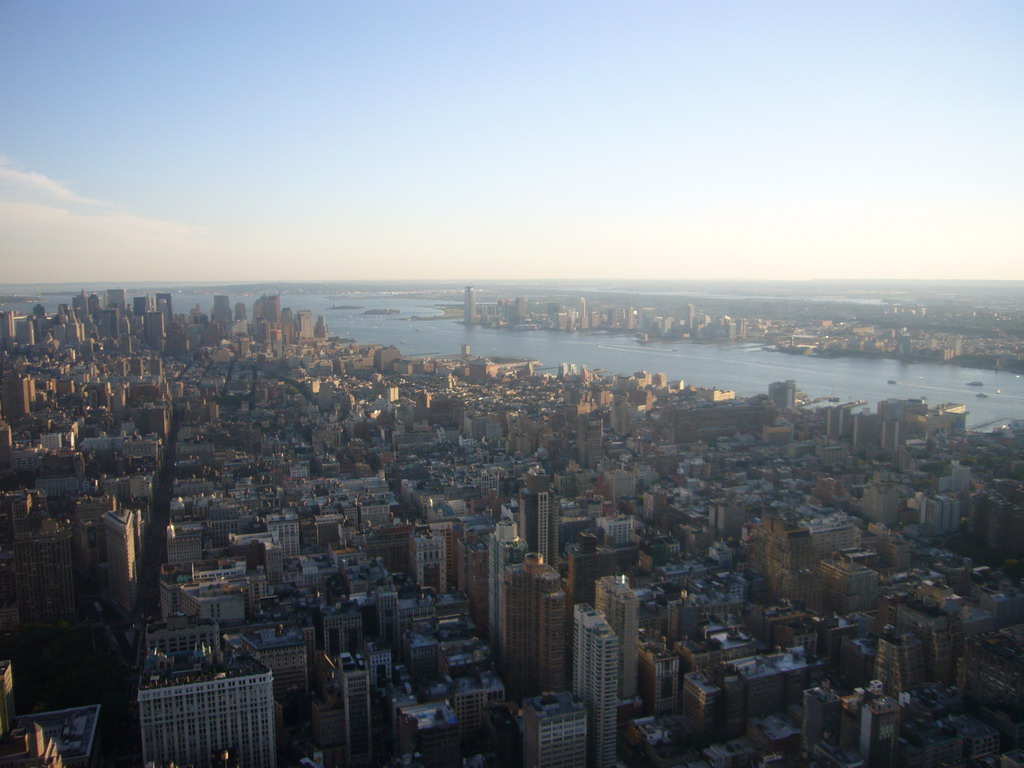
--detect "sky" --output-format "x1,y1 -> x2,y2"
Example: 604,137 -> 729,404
1,1 -> 1022,284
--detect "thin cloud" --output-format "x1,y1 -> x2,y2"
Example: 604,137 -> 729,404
0,200 -> 200,239
0,157 -> 100,205
0,157 -> 214,282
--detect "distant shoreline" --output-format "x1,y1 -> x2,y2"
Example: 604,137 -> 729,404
771,345 -> 1024,374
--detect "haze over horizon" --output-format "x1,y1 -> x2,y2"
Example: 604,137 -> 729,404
2,1 -> 1022,283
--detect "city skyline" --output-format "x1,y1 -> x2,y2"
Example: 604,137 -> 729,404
2,276 -> 1024,763
2,1 -> 1022,283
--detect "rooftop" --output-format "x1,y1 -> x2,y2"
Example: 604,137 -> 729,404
525,691 -> 585,718
400,702 -> 459,730
9,704 -> 101,761
139,651 -> 269,690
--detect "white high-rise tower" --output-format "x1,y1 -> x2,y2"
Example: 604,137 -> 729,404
139,651 -> 276,768
573,604 -> 619,768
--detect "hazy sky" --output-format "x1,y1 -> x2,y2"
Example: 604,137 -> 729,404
1,1 -> 1022,283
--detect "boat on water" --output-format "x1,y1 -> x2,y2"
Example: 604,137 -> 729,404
887,379 -> 897,384
976,393 -> 989,398
967,381 -> 984,386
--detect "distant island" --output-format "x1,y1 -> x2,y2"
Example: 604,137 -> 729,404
362,308 -> 400,315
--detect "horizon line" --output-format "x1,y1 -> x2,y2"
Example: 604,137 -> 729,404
4,276 -> 1024,290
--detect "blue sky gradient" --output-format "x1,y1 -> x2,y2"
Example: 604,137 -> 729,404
1,1 -> 1021,282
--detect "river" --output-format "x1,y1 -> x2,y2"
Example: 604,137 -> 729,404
9,286 -> 1024,430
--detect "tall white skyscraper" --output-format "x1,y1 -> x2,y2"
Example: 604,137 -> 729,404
138,651 -> 276,768
464,286 -> 476,324
595,574 -> 639,699
573,604 -> 619,768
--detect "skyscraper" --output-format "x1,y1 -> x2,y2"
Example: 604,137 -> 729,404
566,533 -> 618,617
0,422 -> 11,471
858,688 -> 900,768
873,630 -> 925,696
638,640 -> 680,716
458,538 -> 490,633
522,692 -> 587,768
297,309 -> 314,340
144,311 -> 165,350
138,650 -> 276,768
464,286 -> 476,324
0,660 -> 13,737
333,651 -> 372,767
105,288 -> 127,311
13,517 -> 74,624
893,600 -> 959,687
595,575 -> 638,699
211,294 -> 233,327
516,297 -> 528,323
803,686 -> 842,752
155,292 -> 173,322
708,501 -> 744,541
573,605 -> 619,768
255,294 -> 282,324
104,508 -> 138,614
0,312 -> 15,351
748,518 -> 822,610
820,557 -> 879,615
769,380 -> 797,410
517,488 -> 556,566
100,307 -> 120,339
488,518 -> 527,653
577,415 -> 604,469
959,627 -> 1024,708
236,625 -> 309,699
501,553 -> 567,701
132,295 -> 154,317
1,375 -> 34,425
